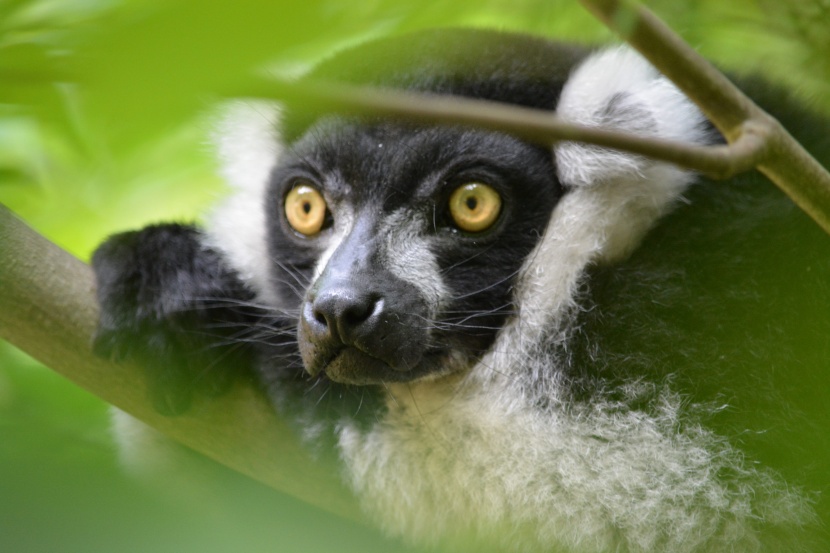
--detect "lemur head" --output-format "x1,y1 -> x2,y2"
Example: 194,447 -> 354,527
260,30 -> 584,385
267,117 -> 561,385
212,30 -> 707,386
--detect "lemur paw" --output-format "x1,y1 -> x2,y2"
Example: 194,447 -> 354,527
92,224 -> 251,415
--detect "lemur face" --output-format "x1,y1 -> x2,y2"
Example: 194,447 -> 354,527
264,117 -> 561,385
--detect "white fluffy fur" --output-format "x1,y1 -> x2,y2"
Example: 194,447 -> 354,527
197,47 -> 813,552
340,377 -> 812,552
555,47 -> 709,191
205,101 -> 284,307
494,47 -> 710,356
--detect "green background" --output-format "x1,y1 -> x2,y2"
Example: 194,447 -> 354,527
1,1 -> 829,551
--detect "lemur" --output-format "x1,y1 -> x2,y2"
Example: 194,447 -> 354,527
92,29 -> 830,552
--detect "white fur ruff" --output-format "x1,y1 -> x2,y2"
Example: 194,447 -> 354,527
339,376 -> 811,553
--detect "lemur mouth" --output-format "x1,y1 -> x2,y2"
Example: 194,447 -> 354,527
313,346 -> 450,386
320,347 -> 396,385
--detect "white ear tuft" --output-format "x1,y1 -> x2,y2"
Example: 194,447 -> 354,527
555,46 -> 710,189
551,45 -> 711,267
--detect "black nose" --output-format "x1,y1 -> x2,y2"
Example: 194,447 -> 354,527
299,281 -> 425,377
307,287 -> 381,344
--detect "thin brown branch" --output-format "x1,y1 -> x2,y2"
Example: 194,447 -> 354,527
239,77 -> 765,180
579,0 -> 757,138
579,0 -> 830,234
0,203 -> 360,522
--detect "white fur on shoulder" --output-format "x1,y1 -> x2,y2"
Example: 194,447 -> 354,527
212,101 -> 282,192
506,46 -> 710,348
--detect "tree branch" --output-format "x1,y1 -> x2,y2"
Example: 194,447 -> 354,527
238,77 -> 767,180
0,203 -> 360,522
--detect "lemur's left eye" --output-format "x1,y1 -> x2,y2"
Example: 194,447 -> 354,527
448,183 -> 502,233
285,184 -> 328,236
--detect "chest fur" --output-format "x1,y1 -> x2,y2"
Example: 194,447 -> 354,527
336,371 -> 813,553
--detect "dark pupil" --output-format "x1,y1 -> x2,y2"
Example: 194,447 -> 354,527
302,201 -> 312,214
465,197 -> 478,211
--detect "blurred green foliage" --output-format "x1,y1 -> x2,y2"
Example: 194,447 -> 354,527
1,1 -> 829,551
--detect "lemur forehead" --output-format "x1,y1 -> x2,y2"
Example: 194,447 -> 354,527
282,115 -> 554,207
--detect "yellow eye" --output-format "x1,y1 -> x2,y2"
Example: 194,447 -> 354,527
284,184 -> 328,236
448,183 -> 502,233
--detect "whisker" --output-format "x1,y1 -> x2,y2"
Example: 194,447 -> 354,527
405,382 -> 447,449
439,242 -> 499,274
314,384 -> 331,406
270,257 -> 311,297
381,381 -> 400,409
448,266 -> 524,301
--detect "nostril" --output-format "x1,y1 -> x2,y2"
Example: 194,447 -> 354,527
342,300 -> 375,327
303,301 -> 330,334
313,308 -> 328,327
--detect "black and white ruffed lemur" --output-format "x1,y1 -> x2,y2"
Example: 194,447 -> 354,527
92,29 -> 830,552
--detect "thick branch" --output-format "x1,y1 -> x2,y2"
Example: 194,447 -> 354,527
0,203 -> 359,522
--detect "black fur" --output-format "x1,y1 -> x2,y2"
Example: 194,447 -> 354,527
281,29 -> 589,141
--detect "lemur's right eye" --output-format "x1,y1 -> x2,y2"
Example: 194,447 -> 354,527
285,184 -> 328,236
448,182 -> 502,233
